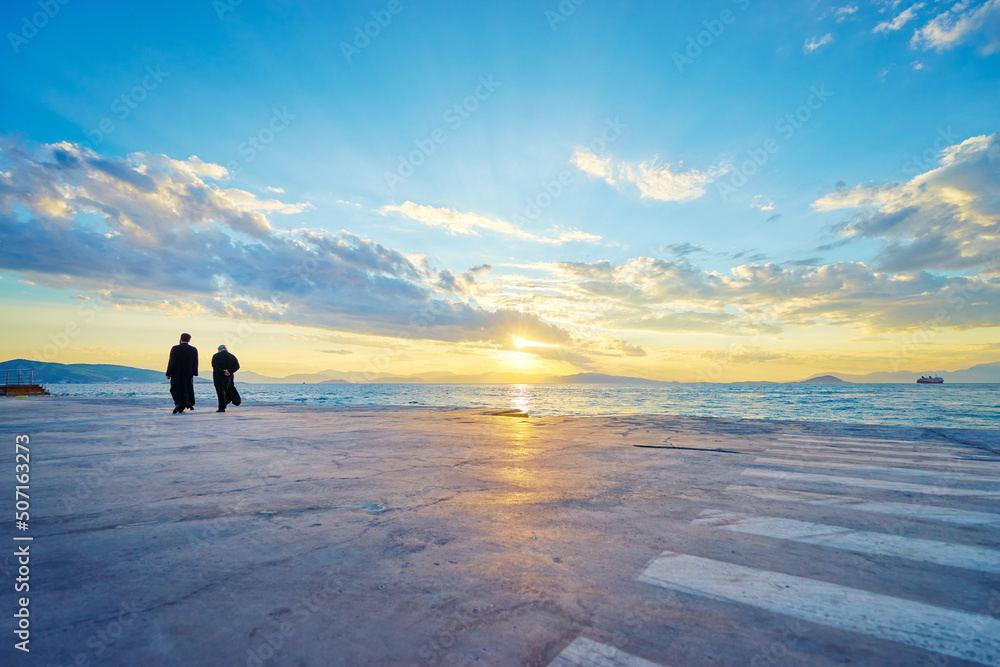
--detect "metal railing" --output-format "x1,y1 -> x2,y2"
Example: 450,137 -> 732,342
3,369 -> 34,386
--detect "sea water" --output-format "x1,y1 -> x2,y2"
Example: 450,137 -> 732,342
45,382 -> 1000,429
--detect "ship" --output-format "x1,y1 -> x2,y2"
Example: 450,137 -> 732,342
916,376 -> 944,384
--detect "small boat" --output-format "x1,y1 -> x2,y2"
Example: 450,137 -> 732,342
916,376 -> 944,384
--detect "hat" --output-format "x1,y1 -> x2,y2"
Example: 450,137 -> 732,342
218,344 -> 227,350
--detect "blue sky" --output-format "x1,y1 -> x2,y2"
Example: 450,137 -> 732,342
1,0 -> 998,380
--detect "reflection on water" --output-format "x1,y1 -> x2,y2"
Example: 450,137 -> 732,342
503,384 -> 534,415
47,382 -> 1000,429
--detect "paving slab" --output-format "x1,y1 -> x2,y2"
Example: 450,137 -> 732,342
1,397 -> 998,666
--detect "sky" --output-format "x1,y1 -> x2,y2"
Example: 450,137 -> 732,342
0,0 -> 998,382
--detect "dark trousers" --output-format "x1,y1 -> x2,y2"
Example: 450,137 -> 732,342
170,378 -> 195,408
213,373 -> 241,410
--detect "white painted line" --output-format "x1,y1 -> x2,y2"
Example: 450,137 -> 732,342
775,437 -> 978,456
640,551 -> 1000,666
762,449 -> 1000,471
723,485 -> 1000,527
741,469 -> 1000,497
693,510 -> 1000,574
753,457 -> 1000,483
548,637 -> 666,667
779,435 -> 949,446
766,445 -> 994,462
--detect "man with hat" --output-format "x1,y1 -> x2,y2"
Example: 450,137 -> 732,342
211,344 -> 242,413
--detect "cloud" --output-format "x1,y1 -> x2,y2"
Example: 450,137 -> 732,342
911,0 -> 1000,53
835,5 -> 859,22
623,159 -> 731,202
572,149 -> 730,203
431,265 -> 491,294
0,140 -> 309,239
702,344 -> 785,363
320,349 -> 353,354
804,34 -> 834,52
751,195 -> 774,211
379,201 -> 601,245
530,256 -> 1000,335
572,148 -> 615,184
0,136 -> 595,360
661,242 -> 708,258
873,3 -> 924,33
813,130 -> 1000,273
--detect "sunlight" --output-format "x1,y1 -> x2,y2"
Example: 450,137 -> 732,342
505,383 -> 533,415
512,336 -> 555,349
495,349 -> 540,371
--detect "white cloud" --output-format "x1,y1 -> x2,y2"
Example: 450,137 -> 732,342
836,5 -> 859,22
623,159 -> 730,202
873,3 -> 924,32
572,148 -> 615,184
813,131 -> 1000,273
572,149 -> 730,203
804,33 -> 834,52
911,0 -> 1000,53
379,201 -> 601,245
0,136 -> 593,356
751,195 -> 775,211
536,257 -> 1000,335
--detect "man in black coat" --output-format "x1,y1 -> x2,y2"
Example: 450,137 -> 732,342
166,333 -> 198,414
211,344 -> 241,412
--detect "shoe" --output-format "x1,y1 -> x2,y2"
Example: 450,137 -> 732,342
216,409 -> 225,412
172,406 -> 182,414
187,404 -> 195,410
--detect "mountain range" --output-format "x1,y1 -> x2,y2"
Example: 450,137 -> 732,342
2,359 -> 998,384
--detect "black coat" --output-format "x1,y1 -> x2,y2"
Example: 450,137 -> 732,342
166,343 -> 198,381
211,350 -> 240,376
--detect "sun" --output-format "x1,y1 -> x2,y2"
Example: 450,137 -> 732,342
512,335 -> 554,349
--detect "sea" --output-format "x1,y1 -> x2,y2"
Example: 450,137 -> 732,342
45,382 -> 1000,429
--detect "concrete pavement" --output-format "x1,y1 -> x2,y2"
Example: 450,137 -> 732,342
1,397 -> 998,666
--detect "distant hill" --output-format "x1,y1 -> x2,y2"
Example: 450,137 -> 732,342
800,375 -> 850,384
949,362 -> 1000,382
543,372 -> 667,385
239,369 -> 350,383
815,361 -> 1000,383
0,359 -> 166,383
